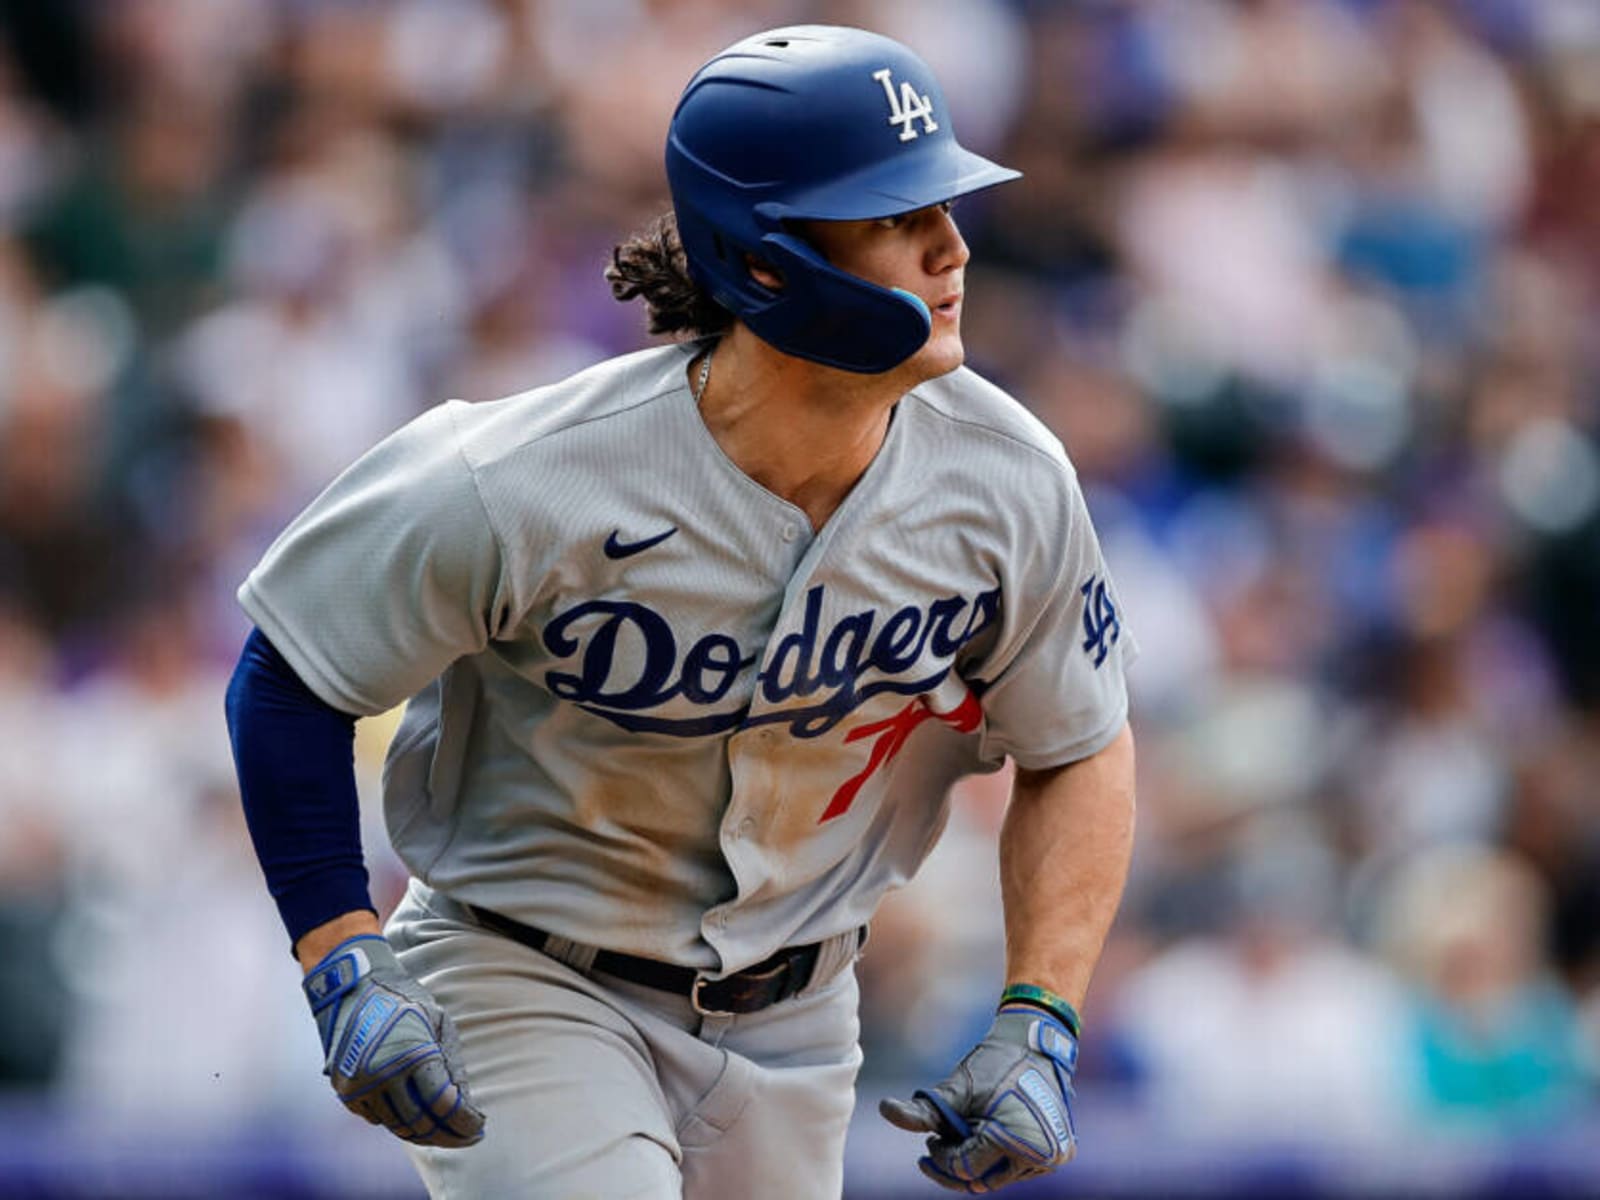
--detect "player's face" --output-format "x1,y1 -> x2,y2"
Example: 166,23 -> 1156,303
803,202 -> 970,379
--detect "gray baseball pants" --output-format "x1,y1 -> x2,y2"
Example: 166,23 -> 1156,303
385,880 -> 865,1199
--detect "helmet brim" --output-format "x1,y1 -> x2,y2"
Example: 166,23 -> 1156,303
761,143 -> 1021,224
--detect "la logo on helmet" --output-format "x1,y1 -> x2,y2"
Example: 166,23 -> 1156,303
872,68 -> 938,142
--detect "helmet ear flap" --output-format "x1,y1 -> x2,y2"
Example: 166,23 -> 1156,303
754,233 -> 932,374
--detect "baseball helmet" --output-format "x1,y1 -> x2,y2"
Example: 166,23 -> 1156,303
665,25 -> 1021,374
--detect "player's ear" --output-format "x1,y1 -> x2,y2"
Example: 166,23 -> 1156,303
744,254 -> 784,292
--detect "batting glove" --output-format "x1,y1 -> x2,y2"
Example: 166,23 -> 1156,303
303,934 -> 486,1147
879,1006 -> 1077,1193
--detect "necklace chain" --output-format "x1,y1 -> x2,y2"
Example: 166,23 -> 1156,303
693,346 -> 713,405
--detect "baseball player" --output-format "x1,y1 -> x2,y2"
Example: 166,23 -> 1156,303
225,25 -> 1136,1199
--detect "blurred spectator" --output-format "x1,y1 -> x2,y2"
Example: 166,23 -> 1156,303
22,87 -> 231,338
51,593 -> 333,1127
0,603 -> 71,1087
0,40 -> 68,228
1113,816 -> 1412,1144
176,153 -> 439,515
1375,844 -> 1594,1129
0,272 -> 139,645
1501,723 -> 1600,1026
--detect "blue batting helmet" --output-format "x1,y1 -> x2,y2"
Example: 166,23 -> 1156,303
665,25 -> 1021,374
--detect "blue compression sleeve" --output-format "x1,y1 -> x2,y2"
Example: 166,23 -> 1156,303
225,627 -> 376,946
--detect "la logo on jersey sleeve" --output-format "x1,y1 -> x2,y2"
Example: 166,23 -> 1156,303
1079,574 -> 1121,669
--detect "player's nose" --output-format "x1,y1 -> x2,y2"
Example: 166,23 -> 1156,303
925,206 -> 969,275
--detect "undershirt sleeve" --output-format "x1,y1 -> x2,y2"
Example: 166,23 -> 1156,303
224,626 -> 375,947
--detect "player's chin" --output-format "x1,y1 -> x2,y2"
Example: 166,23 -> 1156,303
912,329 -> 965,381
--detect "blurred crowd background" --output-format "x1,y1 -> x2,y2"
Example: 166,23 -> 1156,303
0,0 -> 1597,1196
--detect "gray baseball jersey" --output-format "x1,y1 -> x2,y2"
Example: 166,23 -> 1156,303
240,340 -> 1134,973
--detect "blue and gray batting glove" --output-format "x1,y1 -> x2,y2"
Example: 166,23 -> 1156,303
303,934 -> 486,1147
879,1005 -> 1077,1193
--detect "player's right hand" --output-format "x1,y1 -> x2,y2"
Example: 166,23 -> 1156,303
302,934 -> 486,1147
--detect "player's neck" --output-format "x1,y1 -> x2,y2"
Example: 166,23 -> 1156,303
693,329 -> 914,531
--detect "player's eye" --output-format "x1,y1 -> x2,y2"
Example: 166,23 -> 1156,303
874,201 -> 955,232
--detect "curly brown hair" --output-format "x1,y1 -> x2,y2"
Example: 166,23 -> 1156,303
605,211 -> 734,339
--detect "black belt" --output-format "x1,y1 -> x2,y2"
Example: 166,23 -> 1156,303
468,905 -> 827,1016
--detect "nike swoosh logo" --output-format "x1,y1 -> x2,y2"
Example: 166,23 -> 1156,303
604,526 -> 679,560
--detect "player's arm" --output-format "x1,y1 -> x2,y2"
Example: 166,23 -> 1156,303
225,627 -> 484,1147
881,721 -> 1135,1193
294,911 -> 383,967
1001,719 -> 1136,1012
224,627 -> 376,947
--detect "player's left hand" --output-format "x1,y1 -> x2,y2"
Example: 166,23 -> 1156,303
879,1006 -> 1077,1193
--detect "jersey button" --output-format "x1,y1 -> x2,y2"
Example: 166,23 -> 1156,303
738,817 -> 756,837
781,522 -> 800,542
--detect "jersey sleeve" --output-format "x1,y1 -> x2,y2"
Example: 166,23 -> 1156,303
974,473 -> 1137,770
238,401 -> 510,716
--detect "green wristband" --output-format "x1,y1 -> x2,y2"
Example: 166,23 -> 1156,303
999,983 -> 1081,1039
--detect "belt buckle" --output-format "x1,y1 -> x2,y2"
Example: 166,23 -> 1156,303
691,959 -> 793,1016
691,974 -> 733,1017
